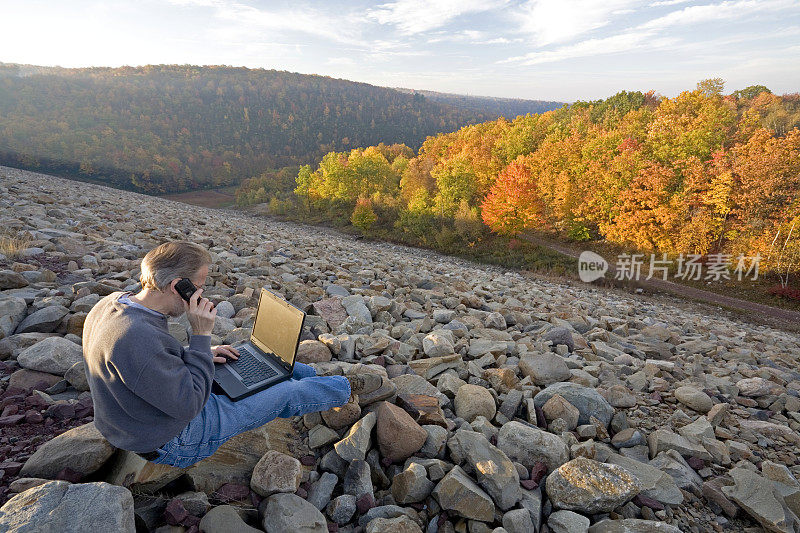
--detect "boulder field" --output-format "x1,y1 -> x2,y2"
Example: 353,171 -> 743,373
1,166 -> 800,532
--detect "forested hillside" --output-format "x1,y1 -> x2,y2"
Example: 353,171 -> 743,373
239,81 -> 800,280
393,88 -> 562,118
0,63 -> 499,193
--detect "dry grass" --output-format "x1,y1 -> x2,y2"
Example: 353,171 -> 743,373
0,230 -> 31,259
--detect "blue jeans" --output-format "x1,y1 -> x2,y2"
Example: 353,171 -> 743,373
149,362 -> 350,468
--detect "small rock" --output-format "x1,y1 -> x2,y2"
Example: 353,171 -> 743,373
199,504 -> 261,533
496,421 -> 569,472
502,507 -> 536,533
542,394 -> 580,430
259,493 -> 327,532
432,465 -> 495,522
296,340 -> 332,364
548,509 -> 590,533
533,382 -> 614,427
391,462 -> 434,504
519,353 -> 571,386
250,450 -> 302,497
321,397 -> 361,430
588,519 -> 681,532
327,494 -> 356,525
376,401 -> 427,462
334,412 -> 376,462
545,457 -> 642,514
722,467 -> 800,533
448,429 -> 520,510
675,386 -> 713,414
454,384 -> 496,423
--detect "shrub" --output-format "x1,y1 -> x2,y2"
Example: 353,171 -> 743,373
0,230 -> 30,259
395,208 -> 437,243
767,285 -> 800,301
351,198 -> 378,231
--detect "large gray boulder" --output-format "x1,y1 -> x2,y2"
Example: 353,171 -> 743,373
432,465 -> 495,522
0,296 -> 27,339
496,421 -> 569,472
200,504 -> 262,533
260,492 -> 327,532
448,429 -> 520,510
723,467 -> 800,533
0,480 -> 135,532
519,353 -> 571,386
605,453 -> 683,506
0,270 -> 29,290
546,457 -> 642,514
14,305 -> 69,334
250,450 -> 302,497
20,422 -> 115,479
0,332 -> 57,360
533,382 -> 615,427
588,519 -> 682,532
16,336 -> 83,375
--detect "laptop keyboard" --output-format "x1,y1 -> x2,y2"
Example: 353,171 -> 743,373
230,347 -> 277,387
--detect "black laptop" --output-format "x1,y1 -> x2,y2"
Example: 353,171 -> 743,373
213,288 -> 305,401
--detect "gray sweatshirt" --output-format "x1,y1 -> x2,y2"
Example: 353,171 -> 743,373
82,291 -> 214,452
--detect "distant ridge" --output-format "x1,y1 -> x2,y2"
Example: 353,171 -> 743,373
394,87 -> 563,118
0,62 -> 554,194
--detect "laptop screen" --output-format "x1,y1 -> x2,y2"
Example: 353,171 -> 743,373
250,289 -> 304,367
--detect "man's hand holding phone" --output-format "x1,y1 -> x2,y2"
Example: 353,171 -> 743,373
185,286 -> 217,337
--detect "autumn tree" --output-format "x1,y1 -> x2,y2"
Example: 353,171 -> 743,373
351,197 -> 378,231
697,77 -> 725,97
481,157 -> 545,236
646,89 -> 736,163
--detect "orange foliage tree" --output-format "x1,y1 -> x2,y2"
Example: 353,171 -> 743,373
481,157 -> 545,236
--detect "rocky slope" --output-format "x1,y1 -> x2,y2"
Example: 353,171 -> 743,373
1,165 -> 800,533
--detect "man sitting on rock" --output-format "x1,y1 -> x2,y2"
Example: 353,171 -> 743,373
82,241 -> 382,468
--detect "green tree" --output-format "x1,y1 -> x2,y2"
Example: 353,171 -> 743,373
697,78 -> 725,97
732,85 -> 771,100
431,155 -> 478,217
351,197 -> 378,231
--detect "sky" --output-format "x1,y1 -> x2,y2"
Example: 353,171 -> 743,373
1,0 -> 799,102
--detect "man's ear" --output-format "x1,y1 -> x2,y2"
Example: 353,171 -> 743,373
168,278 -> 180,295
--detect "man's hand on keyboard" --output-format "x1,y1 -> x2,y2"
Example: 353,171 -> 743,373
211,345 -> 239,364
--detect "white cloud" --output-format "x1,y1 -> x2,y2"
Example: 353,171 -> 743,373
640,0 -> 797,30
165,0 -> 222,6
648,0 -> 692,7
516,0 -> 644,46
327,57 -> 356,66
480,37 -> 523,44
209,2 -> 366,46
501,30 -> 671,65
502,0 -> 799,67
367,0 -> 509,35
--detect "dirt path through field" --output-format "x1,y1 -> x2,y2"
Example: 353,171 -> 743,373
521,233 -> 800,330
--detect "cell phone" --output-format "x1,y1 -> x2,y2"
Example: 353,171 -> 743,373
174,278 -> 198,304
175,278 -> 214,310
